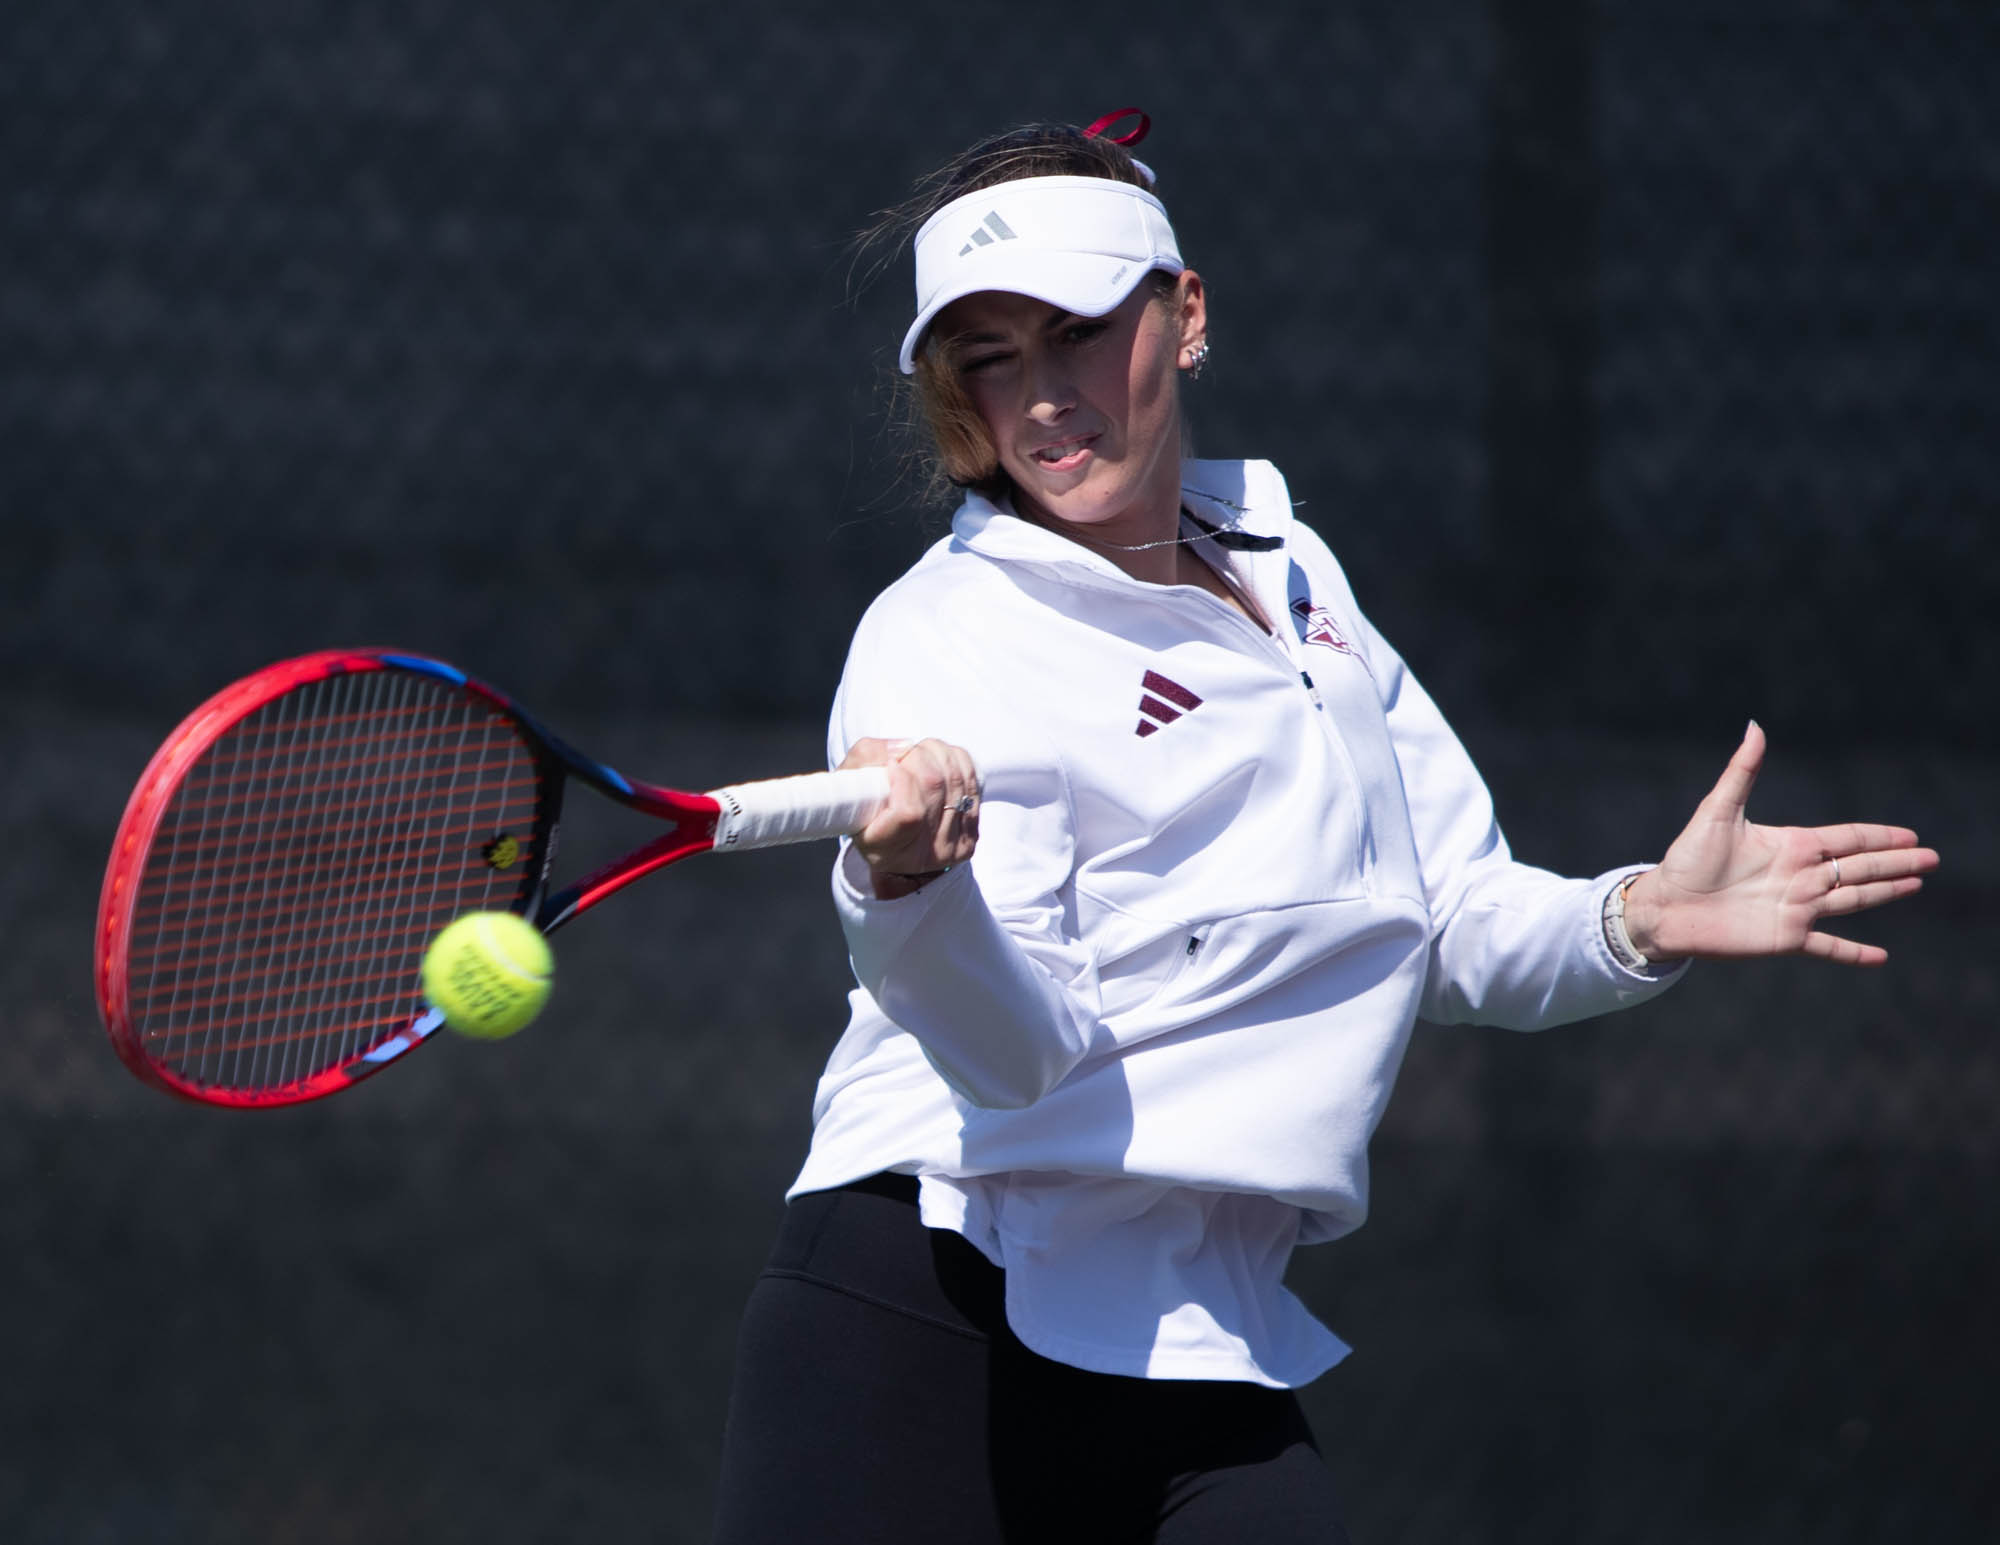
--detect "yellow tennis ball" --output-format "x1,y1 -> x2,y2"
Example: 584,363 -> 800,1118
422,911 -> 553,1039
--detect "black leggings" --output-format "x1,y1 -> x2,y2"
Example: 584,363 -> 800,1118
712,1174 -> 1350,1544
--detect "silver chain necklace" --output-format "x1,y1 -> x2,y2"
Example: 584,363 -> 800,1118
1087,529 -> 1204,553
1071,491 -> 1282,554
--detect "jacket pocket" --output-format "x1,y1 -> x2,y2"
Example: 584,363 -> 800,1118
1101,895 -> 1432,1048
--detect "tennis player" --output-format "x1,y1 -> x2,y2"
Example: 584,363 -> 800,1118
710,116 -> 1937,1543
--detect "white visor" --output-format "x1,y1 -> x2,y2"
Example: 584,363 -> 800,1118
900,175 -> 1183,374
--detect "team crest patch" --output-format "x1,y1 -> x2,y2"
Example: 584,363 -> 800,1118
1290,598 -> 1355,654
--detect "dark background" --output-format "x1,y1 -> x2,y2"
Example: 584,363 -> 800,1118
5,2 -> 1995,1540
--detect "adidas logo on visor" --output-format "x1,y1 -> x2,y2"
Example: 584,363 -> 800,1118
1135,670 -> 1203,738
958,211 -> 1018,257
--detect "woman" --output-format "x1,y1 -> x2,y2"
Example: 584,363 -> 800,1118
711,116 -> 1936,1544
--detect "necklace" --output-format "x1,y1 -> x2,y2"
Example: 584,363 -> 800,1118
1087,528 -> 1203,553
1083,500 -> 1285,554
1017,491 -> 1286,554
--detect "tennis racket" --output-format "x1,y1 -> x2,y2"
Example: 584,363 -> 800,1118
95,648 -> 889,1109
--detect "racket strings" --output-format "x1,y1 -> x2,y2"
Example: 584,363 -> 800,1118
128,669 -> 545,1093
129,797 -> 533,926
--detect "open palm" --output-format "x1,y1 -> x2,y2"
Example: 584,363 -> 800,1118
1626,722 -> 1939,967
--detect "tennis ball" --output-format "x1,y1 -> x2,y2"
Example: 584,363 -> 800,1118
422,911 -> 553,1039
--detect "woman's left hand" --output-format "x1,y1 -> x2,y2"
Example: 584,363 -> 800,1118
1620,721 -> 1940,967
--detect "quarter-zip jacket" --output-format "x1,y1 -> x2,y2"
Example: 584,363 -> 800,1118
791,458 -> 1684,1385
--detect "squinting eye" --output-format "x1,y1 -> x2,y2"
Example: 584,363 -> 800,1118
960,353 -> 1011,374
1063,322 -> 1109,346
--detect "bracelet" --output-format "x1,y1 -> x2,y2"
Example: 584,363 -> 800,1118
1602,871 -> 1651,970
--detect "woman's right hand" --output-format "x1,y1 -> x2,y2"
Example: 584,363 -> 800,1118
838,738 -> 982,900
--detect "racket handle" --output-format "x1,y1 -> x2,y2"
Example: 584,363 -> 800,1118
707,766 -> 892,852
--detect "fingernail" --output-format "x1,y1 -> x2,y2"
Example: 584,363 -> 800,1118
888,738 -> 915,757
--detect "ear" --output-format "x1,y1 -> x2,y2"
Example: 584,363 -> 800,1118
1173,270 -> 1207,362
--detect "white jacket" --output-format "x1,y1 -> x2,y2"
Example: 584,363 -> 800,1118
791,459 -> 1684,1385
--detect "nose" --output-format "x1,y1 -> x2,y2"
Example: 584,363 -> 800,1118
1022,349 -> 1075,424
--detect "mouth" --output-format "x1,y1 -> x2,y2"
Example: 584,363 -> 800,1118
1026,434 -> 1097,474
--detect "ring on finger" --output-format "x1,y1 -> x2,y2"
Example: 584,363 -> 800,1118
1828,856 -> 1842,889
954,794 -> 976,815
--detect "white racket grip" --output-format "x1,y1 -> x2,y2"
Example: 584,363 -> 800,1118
706,766 -> 892,852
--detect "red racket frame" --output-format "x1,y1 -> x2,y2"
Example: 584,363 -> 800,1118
96,649 -> 732,1108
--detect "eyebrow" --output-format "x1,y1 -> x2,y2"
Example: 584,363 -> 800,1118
951,306 -> 1076,347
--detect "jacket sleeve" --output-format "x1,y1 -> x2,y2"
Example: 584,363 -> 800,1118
1295,528 -> 1689,1030
825,583 -> 1100,1108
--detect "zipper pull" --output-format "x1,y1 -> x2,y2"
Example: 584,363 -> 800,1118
1300,670 -> 1323,708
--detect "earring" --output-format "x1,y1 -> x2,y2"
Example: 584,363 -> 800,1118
1184,340 -> 1210,380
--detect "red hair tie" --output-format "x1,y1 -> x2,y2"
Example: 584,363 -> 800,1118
1083,108 -> 1157,186
1083,107 -> 1151,146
